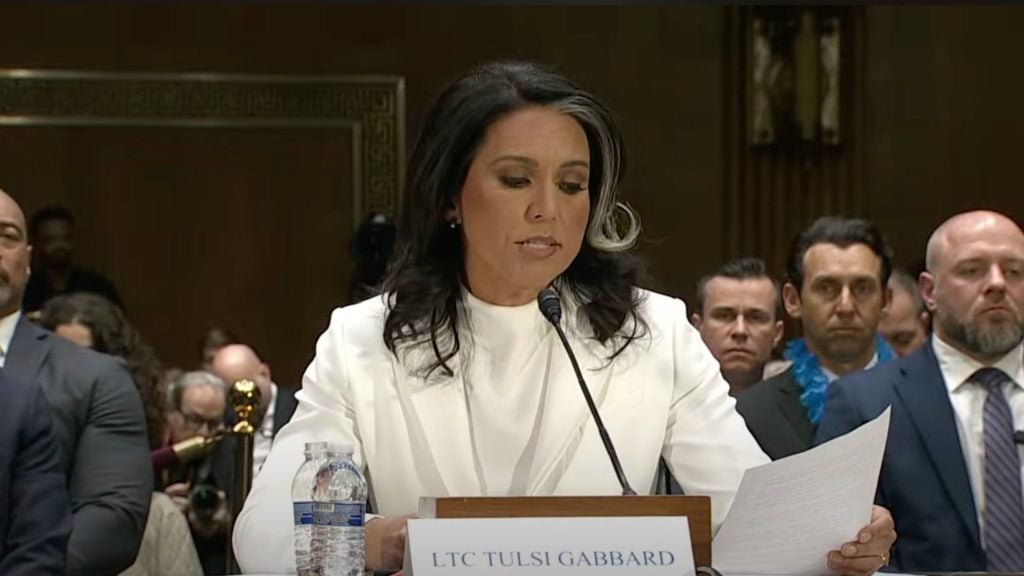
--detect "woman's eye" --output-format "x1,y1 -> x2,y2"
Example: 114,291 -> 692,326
558,181 -> 587,194
499,176 -> 530,188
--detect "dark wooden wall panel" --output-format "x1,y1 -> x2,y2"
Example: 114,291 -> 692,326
0,5 -> 727,384
0,126 -> 354,384
864,6 -> 1024,270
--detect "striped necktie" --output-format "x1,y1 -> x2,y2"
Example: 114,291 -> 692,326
972,367 -> 1024,571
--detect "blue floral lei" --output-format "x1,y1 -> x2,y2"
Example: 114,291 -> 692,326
785,334 -> 895,425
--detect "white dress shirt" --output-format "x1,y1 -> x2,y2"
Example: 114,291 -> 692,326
0,311 -> 21,368
821,353 -> 879,383
934,334 -> 1024,534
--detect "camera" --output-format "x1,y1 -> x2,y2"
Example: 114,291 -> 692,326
188,483 -> 220,520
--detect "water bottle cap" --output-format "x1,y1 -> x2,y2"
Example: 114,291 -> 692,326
303,441 -> 328,455
325,442 -> 354,455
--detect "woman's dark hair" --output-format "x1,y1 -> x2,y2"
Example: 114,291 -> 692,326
39,293 -> 167,449
383,61 -> 645,377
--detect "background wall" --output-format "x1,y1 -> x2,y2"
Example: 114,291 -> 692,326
0,5 -> 726,386
864,5 -> 1024,270
1,5 -> 1022,387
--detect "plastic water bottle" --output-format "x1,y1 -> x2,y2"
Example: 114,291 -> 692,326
292,442 -> 328,576
314,446 -> 367,576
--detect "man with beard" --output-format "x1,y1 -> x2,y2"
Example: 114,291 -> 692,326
736,217 -> 895,459
817,210 -> 1024,573
0,190 -> 150,574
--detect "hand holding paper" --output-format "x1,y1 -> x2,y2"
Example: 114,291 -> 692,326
713,407 -> 892,576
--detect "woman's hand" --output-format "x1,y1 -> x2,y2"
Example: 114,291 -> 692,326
827,505 -> 897,576
366,514 -> 416,571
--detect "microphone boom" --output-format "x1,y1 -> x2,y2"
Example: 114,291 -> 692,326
537,288 -> 636,496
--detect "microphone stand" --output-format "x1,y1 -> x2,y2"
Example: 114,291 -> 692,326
538,288 -> 636,496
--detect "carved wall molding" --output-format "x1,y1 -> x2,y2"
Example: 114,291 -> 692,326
0,69 -> 405,223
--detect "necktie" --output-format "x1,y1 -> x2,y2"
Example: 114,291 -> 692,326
972,367 -> 1024,571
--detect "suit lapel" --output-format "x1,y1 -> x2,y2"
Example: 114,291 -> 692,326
894,344 -> 980,545
391,357 -> 479,497
775,370 -> 816,450
5,317 -> 51,388
525,326 -> 613,495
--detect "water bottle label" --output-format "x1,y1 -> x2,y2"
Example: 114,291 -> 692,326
313,502 -> 365,527
293,501 -> 314,525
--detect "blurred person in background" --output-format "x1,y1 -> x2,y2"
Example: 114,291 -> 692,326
39,293 -> 203,576
349,211 -> 397,303
164,371 -> 231,575
198,327 -> 240,372
879,267 -> 930,356
24,205 -> 123,313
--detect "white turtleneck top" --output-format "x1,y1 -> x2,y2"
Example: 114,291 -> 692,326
460,289 -> 554,496
234,288 -> 771,574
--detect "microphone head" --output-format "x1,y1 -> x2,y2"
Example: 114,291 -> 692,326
537,287 -> 562,324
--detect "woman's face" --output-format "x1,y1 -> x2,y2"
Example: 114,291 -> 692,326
455,105 -> 591,306
55,321 -> 94,349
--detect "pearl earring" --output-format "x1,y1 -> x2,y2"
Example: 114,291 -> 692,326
449,221 -> 456,229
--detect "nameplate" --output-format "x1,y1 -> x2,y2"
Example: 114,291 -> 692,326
405,516 -> 693,575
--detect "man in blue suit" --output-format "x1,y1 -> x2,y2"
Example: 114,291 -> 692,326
817,210 -> 1024,572
0,368 -> 72,575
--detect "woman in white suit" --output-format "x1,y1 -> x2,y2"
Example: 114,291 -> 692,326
233,61 -> 895,575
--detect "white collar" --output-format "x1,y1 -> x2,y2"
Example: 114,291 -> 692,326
0,311 -> 21,357
933,333 -> 1024,393
821,353 -> 879,383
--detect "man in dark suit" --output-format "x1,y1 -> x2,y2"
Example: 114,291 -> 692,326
736,217 -> 895,460
0,368 -> 72,575
817,210 -> 1024,572
0,189 -> 151,575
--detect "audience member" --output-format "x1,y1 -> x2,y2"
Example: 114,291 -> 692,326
233,61 -> 895,576
692,257 -> 784,395
736,216 -> 895,459
349,211 -> 397,303
818,210 -> 1024,572
39,292 -> 167,448
37,292 -> 203,576
199,327 -> 240,372
208,343 -> 298,476
0,188 -> 151,575
164,371 -> 231,575
879,267 -> 930,356
0,368 -> 72,575
23,205 -> 123,313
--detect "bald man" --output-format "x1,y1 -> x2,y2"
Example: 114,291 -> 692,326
817,210 -> 1024,572
209,344 -> 297,475
0,189 -> 150,574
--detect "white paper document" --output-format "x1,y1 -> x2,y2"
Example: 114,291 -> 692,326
713,407 -> 891,576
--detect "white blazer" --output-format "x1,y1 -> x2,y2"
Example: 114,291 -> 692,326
233,289 -> 769,574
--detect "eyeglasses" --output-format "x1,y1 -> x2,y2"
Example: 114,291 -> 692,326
180,411 -> 224,433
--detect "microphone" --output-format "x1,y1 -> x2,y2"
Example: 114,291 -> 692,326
151,432 -> 224,471
1016,431 -> 1024,446
537,287 -> 636,496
